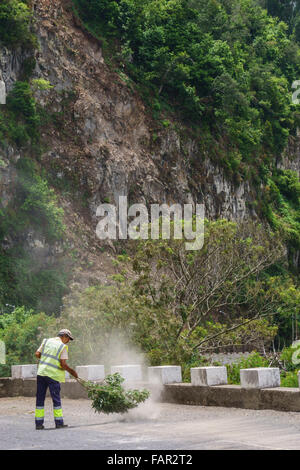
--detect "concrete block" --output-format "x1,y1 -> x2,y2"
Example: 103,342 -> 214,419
0,80 -> 6,105
191,366 -> 228,386
11,364 -> 37,379
148,366 -> 182,384
110,365 -> 142,383
240,367 -> 280,389
76,365 -> 105,381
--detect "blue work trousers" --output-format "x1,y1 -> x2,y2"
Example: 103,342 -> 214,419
35,375 -> 64,427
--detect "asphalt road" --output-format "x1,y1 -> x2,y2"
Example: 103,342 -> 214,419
1,397 -> 300,450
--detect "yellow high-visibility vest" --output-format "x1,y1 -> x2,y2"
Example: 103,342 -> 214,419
37,337 -> 68,383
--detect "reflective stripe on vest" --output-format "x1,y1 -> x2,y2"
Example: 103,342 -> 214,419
37,338 -> 67,383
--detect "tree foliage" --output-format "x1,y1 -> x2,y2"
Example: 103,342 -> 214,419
73,0 -> 300,163
82,373 -> 150,414
0,81 -> 40,147
0,0 -> 35,48
0,306 -> 56,377
0,80 -> 68,314
0,157 -> 67,314
258,0 -> 300,39
131,219 -> 285,350
58,219 -> 298,368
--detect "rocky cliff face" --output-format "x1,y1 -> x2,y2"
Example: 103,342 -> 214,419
0,0 -> 299,280
33,0 -> 259,222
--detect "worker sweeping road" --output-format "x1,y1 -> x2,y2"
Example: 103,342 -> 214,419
34,329 -> 78,430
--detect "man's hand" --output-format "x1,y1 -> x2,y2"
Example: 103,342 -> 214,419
35,351 -> 41,359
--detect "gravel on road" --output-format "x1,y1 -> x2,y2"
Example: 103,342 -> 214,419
1,397 -> 300,450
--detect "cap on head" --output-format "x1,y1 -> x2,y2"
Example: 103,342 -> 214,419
58,329 -> 74,341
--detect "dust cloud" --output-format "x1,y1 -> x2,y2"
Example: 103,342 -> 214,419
77,329 -> 165,422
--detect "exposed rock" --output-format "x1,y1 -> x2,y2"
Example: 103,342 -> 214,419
29,0 -> 300,225
0,46 -> 29,93
0,0 -> 299,288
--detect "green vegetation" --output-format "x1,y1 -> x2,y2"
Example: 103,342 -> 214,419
0,306 -> 56,377
279,342 -> 300,386
73,0 -> 300,166
9,157 -> 65,242
262,168 -> 300,266
73,0 -> 300,272
226,352 -> 269,384
0,219 -> 298,380
0,157 -> 67,313
259,0 -> 300,41
0,0 -> 298,379
81,373 -> 150,414
56,220 -> 298,377
0,0 -> 35,49
0,3 -> 70,315
31,79 -> 54,92
226,347 -> 300,387
0,81 -> 68,314
280,370 -> 298,386
0,81 -> 40,147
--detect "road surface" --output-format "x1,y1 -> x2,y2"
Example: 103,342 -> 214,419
1,397 -> 300,450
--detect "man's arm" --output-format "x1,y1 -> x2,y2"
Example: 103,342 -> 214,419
60,359 -> 78,379
35,339 -> 46,360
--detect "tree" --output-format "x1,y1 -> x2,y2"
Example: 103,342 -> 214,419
0,306 -> 56,377
0,0 -> 34,48
131,219 -> 287,353
58,219 -> 298,367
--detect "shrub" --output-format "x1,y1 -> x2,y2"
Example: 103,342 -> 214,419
280,343 -> 300,372
0,81 -> 41,148
280,371 -> 299,388
0,0 -> 35,48
0,306 -> 56,377
6,81 -> 40,141
82,373 -> 150,414
0,157 -> 65,243
31,79 -> 53,92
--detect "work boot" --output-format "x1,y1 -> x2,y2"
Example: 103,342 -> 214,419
55,424 -> 69,429
36,425 -> 44,430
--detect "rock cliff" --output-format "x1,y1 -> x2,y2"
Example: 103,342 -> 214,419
0,0 -> 299,294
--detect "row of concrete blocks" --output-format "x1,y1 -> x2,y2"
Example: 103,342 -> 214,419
11,364 -> 182,385
11,364 -> 288,389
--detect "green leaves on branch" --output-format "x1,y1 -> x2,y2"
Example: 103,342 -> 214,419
0,0 -> 36,49
0,306 -> 56,377
262,168 -> 300,266
83,373 -> 150,414
73,0 -> 300,164
59,219 -> 297,368
1,81 -> 40,147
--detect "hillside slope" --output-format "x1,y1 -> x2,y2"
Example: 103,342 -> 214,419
0,0 -> 299,314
